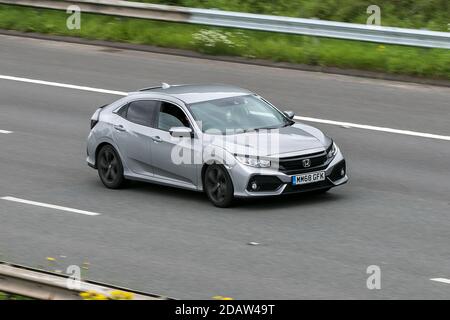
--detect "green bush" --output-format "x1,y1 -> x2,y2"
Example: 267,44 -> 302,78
133,0 -> 450,31
0,291 -> 31,300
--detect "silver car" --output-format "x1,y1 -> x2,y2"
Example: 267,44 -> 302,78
87,84 -> 347,207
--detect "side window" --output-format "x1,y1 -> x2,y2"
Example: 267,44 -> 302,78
158,102 -> 191,131
117,104 -> 128,118
126,100 -> 159,127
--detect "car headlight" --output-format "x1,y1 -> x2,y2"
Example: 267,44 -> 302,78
327,142 -> 338,159
235,155 -> 271,168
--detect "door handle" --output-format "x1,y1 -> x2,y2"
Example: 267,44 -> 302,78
151,136 -> 162,143
114,124 -> 126,132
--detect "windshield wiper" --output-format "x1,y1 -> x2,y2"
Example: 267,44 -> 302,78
252,125 -> 281,131
243,122 -> 293,132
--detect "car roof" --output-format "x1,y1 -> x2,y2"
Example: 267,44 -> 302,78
130,84 -> 254,104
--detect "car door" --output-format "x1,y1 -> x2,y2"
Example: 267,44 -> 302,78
112,100 -> 159,177
151,101 -> 198,186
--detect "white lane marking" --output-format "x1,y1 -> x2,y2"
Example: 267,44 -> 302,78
0,75 -> 127,96
0,130 -> 13,134
1,74 -> 449,142
295,116 -> 450,142
1,196 -> 100,216
430,278 -> 450,285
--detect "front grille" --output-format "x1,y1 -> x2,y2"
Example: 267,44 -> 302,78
278,151 -> 329,175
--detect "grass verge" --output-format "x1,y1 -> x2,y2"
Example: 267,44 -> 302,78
0,291 -> 32,300
0,4 -> 449,80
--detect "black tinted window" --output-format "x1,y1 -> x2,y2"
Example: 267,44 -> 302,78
117,104 -> 128,118
126,100 -> 159,127
158,102 -> 191,131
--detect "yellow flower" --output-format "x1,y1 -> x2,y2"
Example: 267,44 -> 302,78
79,292 -> 90,298
109,290 -> 134,300
213,295 -> 234,300
80,290 -> 109,300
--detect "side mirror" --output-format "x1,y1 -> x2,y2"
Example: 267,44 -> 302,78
169,126 -> 192,138
283,110 -> 295,119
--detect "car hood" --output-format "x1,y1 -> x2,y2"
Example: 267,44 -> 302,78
205,123 -> 330,158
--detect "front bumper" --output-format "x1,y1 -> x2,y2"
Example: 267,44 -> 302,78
230,149 -> 348,198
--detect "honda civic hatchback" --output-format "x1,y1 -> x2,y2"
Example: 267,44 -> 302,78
87,84 -> 347,207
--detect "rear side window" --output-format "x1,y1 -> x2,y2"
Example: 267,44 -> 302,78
124,100 -> 159,127
117,104 -> 128,118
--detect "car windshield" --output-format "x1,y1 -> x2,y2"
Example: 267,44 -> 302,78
188,95 -> 291,134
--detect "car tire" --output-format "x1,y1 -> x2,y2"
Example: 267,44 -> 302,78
204,164 -> 234,208
97,144 -> 125,189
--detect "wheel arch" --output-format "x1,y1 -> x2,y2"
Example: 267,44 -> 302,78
94,141 -> 122,169
200,163 -> 211,190
201,162 -> 235,191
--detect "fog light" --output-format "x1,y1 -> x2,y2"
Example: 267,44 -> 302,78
251,182 -> 258,190
341,168 -> 345,177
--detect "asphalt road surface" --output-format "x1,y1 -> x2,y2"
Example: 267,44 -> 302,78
0,34 -> 449,299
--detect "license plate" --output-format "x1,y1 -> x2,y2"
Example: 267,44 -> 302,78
292,171 -> 326,185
